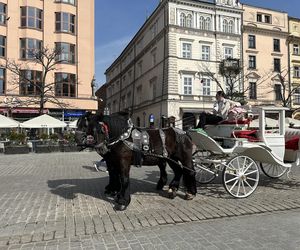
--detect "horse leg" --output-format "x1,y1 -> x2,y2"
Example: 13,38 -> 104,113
181,158 -> 197,200
114,162 -> 131,211
104,158 -> 121,196
156,161 -> 167,190
167,160 -> 182,199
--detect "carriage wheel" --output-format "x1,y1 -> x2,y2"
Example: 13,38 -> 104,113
193,150 -> 216,184
260,163 -> 288,178
223,155 -> 259,198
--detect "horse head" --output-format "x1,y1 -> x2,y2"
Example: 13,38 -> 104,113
75,112 -> 108,148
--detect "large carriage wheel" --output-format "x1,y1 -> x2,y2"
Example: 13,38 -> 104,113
193,150 -> 216,184
223,155 -> 259,198
260,163 -> 288,178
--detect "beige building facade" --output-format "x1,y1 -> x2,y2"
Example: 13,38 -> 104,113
0,0 -> 96,120
105,0 -> 242,129
242,4 -> 289,106
289,17 -> 300,110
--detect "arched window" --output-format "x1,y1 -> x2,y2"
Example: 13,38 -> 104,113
223,19 -> 228,33
205,17 -> 211,30
180,13 -> 185,27
199,16 -> 205,30
228,20 -> 234,33
186,14 -> 192,28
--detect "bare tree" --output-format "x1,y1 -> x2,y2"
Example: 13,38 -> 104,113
197,59 -> 273,104
1,47 -> 73,114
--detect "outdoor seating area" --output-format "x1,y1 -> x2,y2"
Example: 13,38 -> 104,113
0,114 -> 79,154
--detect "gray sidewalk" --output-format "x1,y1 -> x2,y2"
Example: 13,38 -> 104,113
0,152 -> 300,247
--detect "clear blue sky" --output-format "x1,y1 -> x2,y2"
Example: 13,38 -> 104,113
94,0 -> 300,86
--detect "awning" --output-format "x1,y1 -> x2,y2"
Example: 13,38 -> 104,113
0,114 -> 20,128
21,114 -> 67,128
12,108 -> 48,114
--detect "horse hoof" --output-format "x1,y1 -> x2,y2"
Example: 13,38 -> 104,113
167,188 -> 176,199
114,204 -> 127,211
185,193 -> 195,200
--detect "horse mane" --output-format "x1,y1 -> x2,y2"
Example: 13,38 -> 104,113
102,112 -> 131,140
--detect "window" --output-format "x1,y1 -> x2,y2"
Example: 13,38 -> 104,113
264,15 -> 271,24
55,0 -> 76,5
55,73 -> 76,97
137,61 -> 143,77
293,44 -> 299,55
0,68 -> 5,95
151,50 -> 157,66
275,84 -> 282,101
0,3 -> 6,25
150,77 -> 157,99
249,81 -> 257,99
249,55 -> 256,69
136,85 -> 142,104
186,14 -> 192,28
199,16 -> 205,30
127,91 -> 131,107
201,45 -> 210,61
182,43 -> 192,58
257,14 -> 262,22
180,13 -> 185,27
223,19 -> 228,33
294,66 -> 300,78
224,47 -> 233,59
55,42 -> 75,64
205,17 -> 211,30
151,21 -> 158,38
20,38 -> 42,59
273,39 -> 280,52
248,35 -> 256,49
228,20 -> 234,33
19,70 -> 42,96
183,76 -> 192,95
55,12 -> 75,34
294,88 -> 300,104
0,35 -> 5,57
202,78 -> 211,96
21,7 -> 42,29
274,58 -> 281,72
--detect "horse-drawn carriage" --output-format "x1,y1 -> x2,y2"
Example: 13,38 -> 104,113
189,106 -> 300,198
75,106 -> 300,210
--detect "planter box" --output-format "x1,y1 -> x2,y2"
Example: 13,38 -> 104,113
35,145 -> 60,153
59,145 -> 79,152
4,146 -> 30,154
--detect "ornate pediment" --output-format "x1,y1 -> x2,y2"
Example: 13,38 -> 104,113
246,72 -> 261,79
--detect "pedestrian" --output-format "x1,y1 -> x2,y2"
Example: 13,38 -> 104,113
197,91 -> 240,129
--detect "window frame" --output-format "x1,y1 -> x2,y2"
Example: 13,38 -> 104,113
202,78 -> 211,96
0,68 -> 5,95
55,12 -> 76,34
0,3 -> 7,26
248,35 -> 256,49
294,66 -> 300,78
224,47 -> 233,59
294,88 -> 300,105
248,55 -> 256,69
20,38 -> 42,60
274,58 -> 281,72
19,70 -> 42,96
249,81 -> 257,100
182,75 -> 193,95
201,45 -> 210,61
273,39 -> 280,52
20,6 -> 43,30
274,84 -> 282,101
0,35 -> 5,57
293,44 -> 299,55
54,0 -> 76,6
182,42 -> 192,59
55,42 -> 76,64
55,73 -> 77,98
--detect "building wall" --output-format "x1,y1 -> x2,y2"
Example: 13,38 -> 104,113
105,0 -> 242,129
289,17 -> 300,109
243,4 -> 289,106
0,0 -> 96,119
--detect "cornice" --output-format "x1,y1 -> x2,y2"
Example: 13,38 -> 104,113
243,25 -> 289,38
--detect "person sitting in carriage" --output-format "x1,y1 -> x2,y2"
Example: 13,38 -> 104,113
197,91 -> 241,129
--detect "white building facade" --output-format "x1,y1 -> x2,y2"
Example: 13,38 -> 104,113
105,0 -> 242,129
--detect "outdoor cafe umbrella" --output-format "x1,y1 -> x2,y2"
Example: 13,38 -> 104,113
285,117 -> 300,127
20,114 -> 67,128
68,119 -> 78,128
0,114 -> 20,128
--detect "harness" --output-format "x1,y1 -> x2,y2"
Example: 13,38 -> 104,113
98,120 -> 169,167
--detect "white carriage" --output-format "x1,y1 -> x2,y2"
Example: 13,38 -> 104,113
189,106 -> 300,198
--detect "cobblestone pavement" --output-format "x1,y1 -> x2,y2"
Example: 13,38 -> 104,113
0,152 -> 300,248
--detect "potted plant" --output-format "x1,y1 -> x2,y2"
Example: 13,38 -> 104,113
4,132 -> 30,154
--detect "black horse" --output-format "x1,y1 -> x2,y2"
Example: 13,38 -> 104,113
75,112 -> 196,210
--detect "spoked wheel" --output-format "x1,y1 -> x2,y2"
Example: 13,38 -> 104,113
223,155 -> 259,198
260,163 -> 288,178
193,150 -> 216,184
